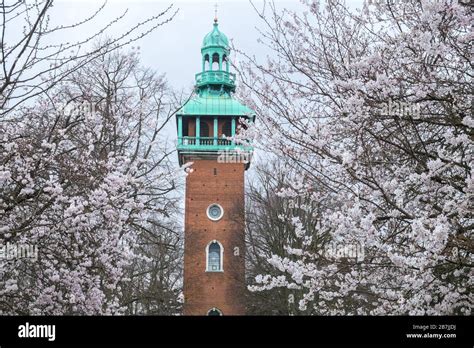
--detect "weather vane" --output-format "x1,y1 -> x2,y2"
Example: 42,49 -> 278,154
214,2 -> 218,22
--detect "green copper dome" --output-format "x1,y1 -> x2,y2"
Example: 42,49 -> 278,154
180,94 -> 254,117
202,20 -> 229,49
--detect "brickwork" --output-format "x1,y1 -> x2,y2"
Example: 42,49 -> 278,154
183,160 -> 246,315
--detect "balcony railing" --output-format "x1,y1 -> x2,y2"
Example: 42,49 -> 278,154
177,136 -> 253,166
195,71 -> 236,87
179,136 -> 233,146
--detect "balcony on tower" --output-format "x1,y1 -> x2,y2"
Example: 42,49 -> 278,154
176,94 -> 255,167
195,70 -> 236,90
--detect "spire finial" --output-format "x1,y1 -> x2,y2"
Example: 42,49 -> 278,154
214,2 -> 218,23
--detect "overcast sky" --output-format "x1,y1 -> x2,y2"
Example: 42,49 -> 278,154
51,0 -> 364,90
38,0 -> 364,169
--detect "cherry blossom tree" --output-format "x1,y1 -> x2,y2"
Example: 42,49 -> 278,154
0,0 -> 176,115
122,222 -> 183,315
246,159 -> 328,315
240,0 -> 473,315
0,1 -> 182,315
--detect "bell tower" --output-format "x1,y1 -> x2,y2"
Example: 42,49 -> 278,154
176,18 -> 255,315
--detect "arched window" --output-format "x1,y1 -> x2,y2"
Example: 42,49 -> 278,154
206,241 -> 223,272
207,308 -> 223,316
204,54 -> 210,71
223,54 -> 229,72
212,53 -> 219,71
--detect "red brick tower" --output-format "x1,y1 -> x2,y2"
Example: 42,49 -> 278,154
176,18 -> 255,315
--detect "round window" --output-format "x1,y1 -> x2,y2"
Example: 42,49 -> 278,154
207,203 -> 224,221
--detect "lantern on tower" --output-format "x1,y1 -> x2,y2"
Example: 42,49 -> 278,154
176,18 -> 255,168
